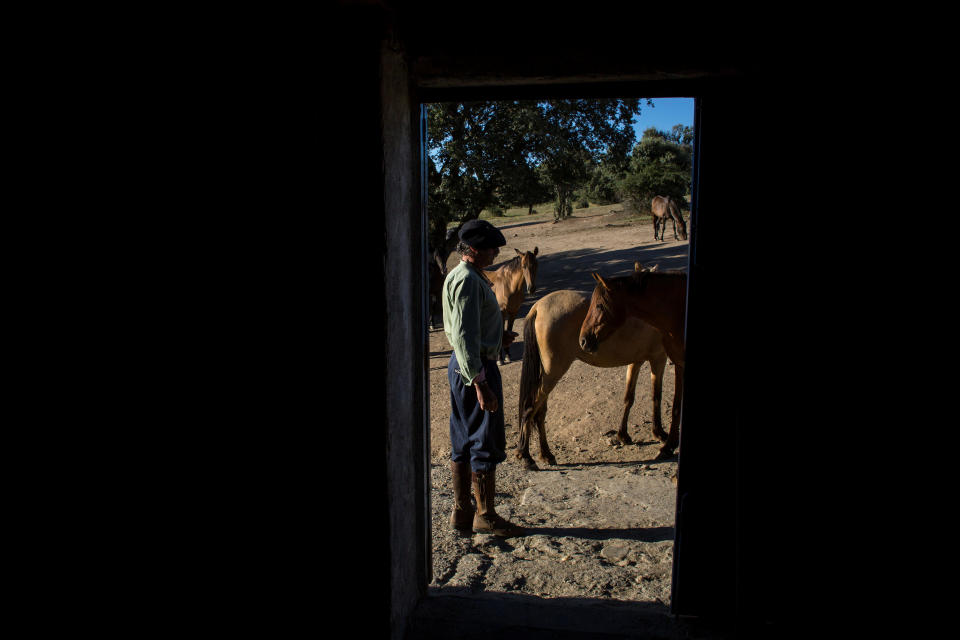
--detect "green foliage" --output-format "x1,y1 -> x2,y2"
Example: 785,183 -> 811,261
427,157 -> 454,251
427,98 -> 643,227
428,102 -> 523,225
668,124 -> 694,146
618,127 -> 693,213
534,99 -> 642,220
428,100 -> 692,231
497,162 -> 553,212
584,145 -> 633,205
584,167 -> 621,204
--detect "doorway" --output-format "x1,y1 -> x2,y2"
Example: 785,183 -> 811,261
422,96 -> 695,615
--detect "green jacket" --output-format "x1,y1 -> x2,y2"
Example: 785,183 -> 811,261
442,260 -> 502,385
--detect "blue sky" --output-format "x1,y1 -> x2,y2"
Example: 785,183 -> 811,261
632,97 -> 694,139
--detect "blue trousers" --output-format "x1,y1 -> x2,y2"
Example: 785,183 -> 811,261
448,353 -> 506,472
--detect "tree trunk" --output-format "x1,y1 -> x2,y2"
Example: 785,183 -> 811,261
554,184 -> 573,221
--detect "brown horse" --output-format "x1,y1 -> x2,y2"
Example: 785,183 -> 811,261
428,259 -> 445,330
485,248 -> 539,363
515,289 -> 676,469
579,264 -> 687,457
434,227 -> 460,273
427,227 -> 462,330
651,195 -> 688,241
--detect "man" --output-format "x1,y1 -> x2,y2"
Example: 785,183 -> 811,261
442,219 -> 524,537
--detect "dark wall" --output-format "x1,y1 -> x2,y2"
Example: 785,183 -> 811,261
174,7 -> 396,634
677,71 -> 865,628
675,80 -> 803,625
190,4 -> 884,637
210,4 -> 395,636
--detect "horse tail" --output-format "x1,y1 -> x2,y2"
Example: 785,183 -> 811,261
517,304 -> 542,430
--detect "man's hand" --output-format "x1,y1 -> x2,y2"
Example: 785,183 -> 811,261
475,381 -> 499,412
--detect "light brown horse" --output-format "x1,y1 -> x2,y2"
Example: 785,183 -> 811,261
651,195 -> 688,241
485,248 -> 539,363
515,289 -> 675,470
579,264 -> 687,457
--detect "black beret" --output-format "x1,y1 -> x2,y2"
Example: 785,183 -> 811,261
458,219 -> 507,249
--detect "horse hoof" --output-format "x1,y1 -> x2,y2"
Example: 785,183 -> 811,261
616,433 -> 633,446
655,448 -> 676,460
519,458 -> 539,471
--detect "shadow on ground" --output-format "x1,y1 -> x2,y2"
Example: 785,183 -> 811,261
408,589 -> 737,640
519,243 -> 689,319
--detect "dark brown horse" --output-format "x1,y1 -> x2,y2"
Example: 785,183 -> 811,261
578,264 -> 687,457
515,289 -> 675,469
427,227 -> 462,330
435,227 -> 460,272
651,195 -> 687,241
485,248 -> 539,363
428,259 -> 445,330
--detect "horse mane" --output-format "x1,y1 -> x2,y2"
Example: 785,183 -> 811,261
504,254 -> 523,269
488,254 -> 523,273
599,269 -> 686,301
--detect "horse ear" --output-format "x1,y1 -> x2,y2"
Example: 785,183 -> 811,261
592,272 -> 611,291
650,264 -> 659,272
533,247 -> 538,256
634,262 -> 642,273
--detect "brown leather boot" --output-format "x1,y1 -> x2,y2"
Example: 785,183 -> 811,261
471,468 -> 525,537
449,461 -> 474,531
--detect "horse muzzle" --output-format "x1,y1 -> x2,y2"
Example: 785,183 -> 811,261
579,333 -> 598,353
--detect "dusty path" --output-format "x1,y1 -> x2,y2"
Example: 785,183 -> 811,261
426,204 -> 690,616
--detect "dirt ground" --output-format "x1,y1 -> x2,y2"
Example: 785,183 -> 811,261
426,204 -> 691,620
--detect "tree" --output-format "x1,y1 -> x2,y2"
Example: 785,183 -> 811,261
531,99 -> 642,221
585,143 -> 634,205
427,103 -> 502,224
497,162 -> 552,214
618,127 -> 693,214
427,99 -> 644,225
426,156 -> 454,252
668,124 -> 694,146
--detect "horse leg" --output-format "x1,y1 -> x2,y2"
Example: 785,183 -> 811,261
534,403 -> 557,466
517,391 -> 551,470
649,352 -> 667,443
657,364 -> 683,459
516,402 -> 537,470
503,314 -> 516,363
429,294 -> 440,330
518,364 -> 565,469
615,362 -> 641,445
671,217 -> 678,240
498,312 -> 508,365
